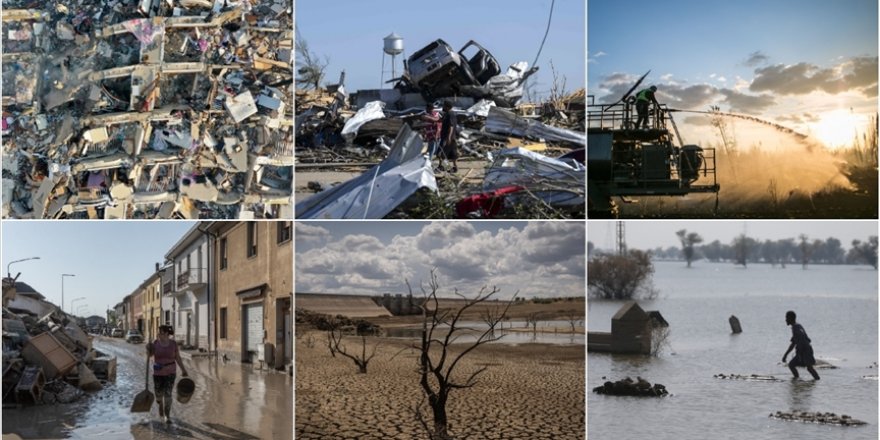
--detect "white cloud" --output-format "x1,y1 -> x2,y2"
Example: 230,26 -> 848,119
295,222 -> 585,299
295,223 -> 330,242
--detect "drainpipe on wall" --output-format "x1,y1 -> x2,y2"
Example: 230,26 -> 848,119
198,223 -> 218,356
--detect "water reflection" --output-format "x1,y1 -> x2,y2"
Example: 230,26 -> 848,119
788,379 -> 816,409
383,319 -> 584,345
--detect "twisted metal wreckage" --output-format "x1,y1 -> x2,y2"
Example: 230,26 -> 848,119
295,38 -> 586,219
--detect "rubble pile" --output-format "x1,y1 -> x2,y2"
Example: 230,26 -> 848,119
295,37 -> 585,219
2,0 -> 294,219
2,277 -> 116,407
769,411 -> 867,426
592,376 -> 669,397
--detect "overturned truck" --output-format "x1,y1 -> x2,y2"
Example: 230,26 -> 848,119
355,38 -> 538,111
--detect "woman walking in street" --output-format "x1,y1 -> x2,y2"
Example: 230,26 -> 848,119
147,325 -> 189,423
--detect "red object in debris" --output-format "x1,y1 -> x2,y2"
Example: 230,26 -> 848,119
455,185 -> 524,218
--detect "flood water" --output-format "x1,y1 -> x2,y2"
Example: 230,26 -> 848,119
3,337 -> 292,440
589,261 -> 878,439
385,319 -> 585,345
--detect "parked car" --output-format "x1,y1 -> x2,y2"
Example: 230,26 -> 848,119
125,329 -> 144,343
111,328 -> 123,338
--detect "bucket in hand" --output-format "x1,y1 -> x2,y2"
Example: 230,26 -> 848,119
176,378 -> 195,403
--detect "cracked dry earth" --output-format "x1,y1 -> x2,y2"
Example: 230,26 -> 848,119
295,332 -> 585,439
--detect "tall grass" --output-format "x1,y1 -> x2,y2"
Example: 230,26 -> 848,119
838,114 -> 878,168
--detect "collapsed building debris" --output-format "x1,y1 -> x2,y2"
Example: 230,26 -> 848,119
2,277 -> 116,407
2,0 -> 294,219
295,37 -> 585,219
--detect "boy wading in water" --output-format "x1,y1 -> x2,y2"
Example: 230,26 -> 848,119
147,325 -> 189,423
782,311 -> 820,380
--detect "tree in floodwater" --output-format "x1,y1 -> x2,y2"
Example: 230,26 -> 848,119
798,234 -> 814,269
851,236 -> 878,269
587,250 -> 656,300
409,270 -> 515,440
676,229 -> 703,268
733,234 -> 749,267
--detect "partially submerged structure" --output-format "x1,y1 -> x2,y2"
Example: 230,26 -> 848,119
587,301 -> 666,355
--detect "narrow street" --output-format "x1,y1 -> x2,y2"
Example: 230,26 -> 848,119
3,336 -> 292,440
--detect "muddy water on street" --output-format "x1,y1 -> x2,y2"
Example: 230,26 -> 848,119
3,337 -> 292,440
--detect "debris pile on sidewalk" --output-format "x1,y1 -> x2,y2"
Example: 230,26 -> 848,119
3,277 -> 116,407
295,37 -> 585,219
2,0 -> 294,219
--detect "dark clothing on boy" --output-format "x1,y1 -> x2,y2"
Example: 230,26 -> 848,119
788,323 -> 816,367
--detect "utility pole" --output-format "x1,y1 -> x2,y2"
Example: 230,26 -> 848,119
616,221 -> 627,256
61,274 -> 75,313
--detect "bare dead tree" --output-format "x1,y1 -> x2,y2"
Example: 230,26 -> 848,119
295,31 -> 329,90
409,270 -> 516,440
564,312 -> 583,333
327,327 -> 378,374
325,331 -> 337,358
480,303 -> 507,336
525,312 -> 542,333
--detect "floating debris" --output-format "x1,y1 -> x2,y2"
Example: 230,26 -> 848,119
592,376 -> 668,397
713,373 -> 782,382
769,411 -> 867,426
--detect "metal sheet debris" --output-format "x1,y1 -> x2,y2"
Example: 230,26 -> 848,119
296,124 -> 437,219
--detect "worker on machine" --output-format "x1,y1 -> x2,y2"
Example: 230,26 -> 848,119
635,85 -> 660,129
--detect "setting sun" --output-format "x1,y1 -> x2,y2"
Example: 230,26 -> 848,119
810,109 -> 866,148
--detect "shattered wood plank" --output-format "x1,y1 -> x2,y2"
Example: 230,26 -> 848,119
2,9 -> 44,22
252,56 -> 289,70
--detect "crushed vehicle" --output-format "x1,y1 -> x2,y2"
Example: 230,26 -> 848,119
405,39 -> 502,100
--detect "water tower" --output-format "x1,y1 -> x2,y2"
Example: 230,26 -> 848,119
381,32 -> 404,87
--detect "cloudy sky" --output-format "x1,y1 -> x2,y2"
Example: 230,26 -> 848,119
296,221 -> 585,299
590,220 -> 878,252
588,0 -> 877,149
297,0 -> 584,99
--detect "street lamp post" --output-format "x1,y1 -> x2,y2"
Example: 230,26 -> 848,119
61,274 -> 75,313
7,257 -> 40,278
70,297 -> 87,316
